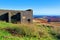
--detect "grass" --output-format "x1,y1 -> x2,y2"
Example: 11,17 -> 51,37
0,21 -> 58,40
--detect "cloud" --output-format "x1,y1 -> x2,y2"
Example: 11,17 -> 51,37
33,8 -> 60,15
40,8 -> 60,13
33,9 -> 40,15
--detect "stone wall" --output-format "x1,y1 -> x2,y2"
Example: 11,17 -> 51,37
0,9 -> 33,23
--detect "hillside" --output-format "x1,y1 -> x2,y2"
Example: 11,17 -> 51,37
33,15 -> 60,22
0,21 -> 59,40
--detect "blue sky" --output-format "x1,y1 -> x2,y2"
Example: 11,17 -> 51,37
0,0 -> 60,15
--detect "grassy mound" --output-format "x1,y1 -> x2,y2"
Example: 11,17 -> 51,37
0,21 -> 58,40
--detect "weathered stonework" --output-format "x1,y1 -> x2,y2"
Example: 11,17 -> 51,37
0,9 -> 33,23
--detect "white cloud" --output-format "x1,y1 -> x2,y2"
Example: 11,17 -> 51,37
33,8 -> 60,15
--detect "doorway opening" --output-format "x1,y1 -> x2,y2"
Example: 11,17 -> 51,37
0,13 -> 9,22
11,13 -> 21,23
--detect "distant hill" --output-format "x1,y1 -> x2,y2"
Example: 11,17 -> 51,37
33,15 -> 60,22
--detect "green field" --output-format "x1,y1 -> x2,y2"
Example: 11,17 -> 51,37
0,21 -> 59,40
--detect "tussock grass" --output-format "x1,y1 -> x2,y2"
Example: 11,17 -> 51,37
0,21 -> 58,40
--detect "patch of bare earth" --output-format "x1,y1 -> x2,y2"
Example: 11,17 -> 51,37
33,18 -> 60,27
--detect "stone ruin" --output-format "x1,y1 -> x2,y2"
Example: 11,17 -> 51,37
0,9 -> 33,23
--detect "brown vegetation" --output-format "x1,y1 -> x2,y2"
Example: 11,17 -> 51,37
33,18 -> 60,27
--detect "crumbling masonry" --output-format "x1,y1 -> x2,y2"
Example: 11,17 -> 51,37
0,9 -> 33,23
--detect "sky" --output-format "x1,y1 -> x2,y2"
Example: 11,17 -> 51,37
0,0 -> 60,15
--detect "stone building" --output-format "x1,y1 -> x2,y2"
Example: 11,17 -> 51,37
0,9 -> 33,23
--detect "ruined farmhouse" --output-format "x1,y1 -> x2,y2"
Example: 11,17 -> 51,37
0,9 -> 33,23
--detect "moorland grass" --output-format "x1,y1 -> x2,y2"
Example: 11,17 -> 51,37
0,21 -> 58,40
